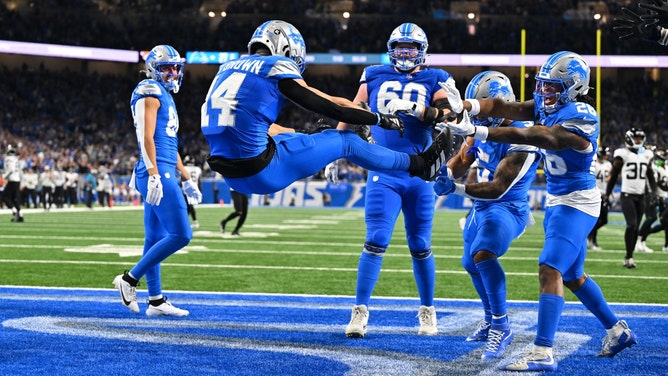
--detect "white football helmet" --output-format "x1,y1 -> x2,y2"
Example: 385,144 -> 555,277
248,20 -> 306,73
465,70 -> 516,128
534,51 -> 590,114
145,45 -> 184,93
387,23 -> 428,72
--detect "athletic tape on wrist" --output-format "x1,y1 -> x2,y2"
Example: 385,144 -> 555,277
473,126 -> 488,141
468,99 -> 481,116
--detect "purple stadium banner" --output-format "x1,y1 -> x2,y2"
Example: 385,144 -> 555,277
0,40 -> 139,62
425,54 -> 668,68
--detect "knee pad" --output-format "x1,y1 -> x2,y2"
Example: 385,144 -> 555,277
410,248 -> 432,260
363,242 -> 387,256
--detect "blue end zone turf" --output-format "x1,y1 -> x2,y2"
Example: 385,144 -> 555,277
1,287 -> 666,375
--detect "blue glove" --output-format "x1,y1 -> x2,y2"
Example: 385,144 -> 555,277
434,167 -> 456,196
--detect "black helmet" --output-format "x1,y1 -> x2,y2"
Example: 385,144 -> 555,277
624,128 -> 645,149
596,146 -> 609,159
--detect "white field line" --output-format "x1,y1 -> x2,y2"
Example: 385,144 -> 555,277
0,258 -> 667,280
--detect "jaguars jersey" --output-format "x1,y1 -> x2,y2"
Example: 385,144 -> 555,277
594,158 -> 612,194
613,147 -> 654,195
3,155 -> 21,182
201,55 -> 302,159
130,79 -> 180,171
655,164 -> 668,199
362,65 -> 451,158
472,120 -> 540,204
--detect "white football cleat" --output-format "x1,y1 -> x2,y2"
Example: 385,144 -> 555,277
345,305 -> 369,338
112,273 -> 139,314
417,305 -> 438,335
146,298 -> 189,317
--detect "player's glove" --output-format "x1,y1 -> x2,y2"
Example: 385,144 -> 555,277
145,174 -> 163,206
324,159 -> 340,184
613,7 -> 663,42
438,78 -> 463,114
354,124 -> 375,144
386,98 -> 425,118
434,166 -> 457,196
302,118 -> 334,134
640,0 -> 668,25
439,111 -> 489,140
374,112 -> 404,137
182,179 -> 203,205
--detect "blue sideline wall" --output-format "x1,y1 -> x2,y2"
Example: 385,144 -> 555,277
200,179 -> 550,210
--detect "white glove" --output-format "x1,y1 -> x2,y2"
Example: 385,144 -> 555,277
145,174 -> 163,206
439,111 -> 489,140
386,98 -> 424,117
182,179 -> 202,205
438,77 -> 463,114
324,160 -> 340,184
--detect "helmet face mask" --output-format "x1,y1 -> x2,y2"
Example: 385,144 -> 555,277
465,70 -> 515,128
248,20 -> 306,74
387,23 -> 428,72
533,51 -> 590,114
145,45 -> 184,93
624,128 -> 646,149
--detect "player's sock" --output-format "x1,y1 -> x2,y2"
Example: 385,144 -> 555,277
572,277 -> 617,328
534,293 -> 564,348
411,249 -> 435,306
477,258 -> 507,317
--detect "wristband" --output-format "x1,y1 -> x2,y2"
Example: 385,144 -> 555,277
410,103 -> 425,118
374,112 -> 381,126
454,183 -> 466,196
473,126 -> 489,141
468,99 -> 481,116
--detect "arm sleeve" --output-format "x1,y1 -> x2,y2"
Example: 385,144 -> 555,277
278,79 -> 378,125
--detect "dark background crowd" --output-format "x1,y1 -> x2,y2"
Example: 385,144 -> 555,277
1,0 -> 667,185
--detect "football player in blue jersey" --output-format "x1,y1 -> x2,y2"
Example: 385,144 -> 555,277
113,45 -> 202,317
201,20 -> 454,196
433,71 -> 541,359
441,51 -> 638,372
330,23 -> 454,338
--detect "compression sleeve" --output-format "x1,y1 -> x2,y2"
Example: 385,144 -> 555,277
278,79 -> 378,125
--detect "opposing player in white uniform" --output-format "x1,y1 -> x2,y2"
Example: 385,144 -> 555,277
2,146 -> 24,222
113,45 -> 202,317
605,128 -> 656,267
182,155 -> 202,229
441,51 -> 637,372
433,71 -> 541,359
588,147 -> 612,251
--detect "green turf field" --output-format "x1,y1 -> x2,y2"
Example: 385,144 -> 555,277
1,205 -> 666,304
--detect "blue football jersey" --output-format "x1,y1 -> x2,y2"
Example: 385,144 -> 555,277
535,101 -> 599,196
201,55 -> 302,159
130,79 -> 179,171
362,65 -> 451,156
473,120 -> 540,204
